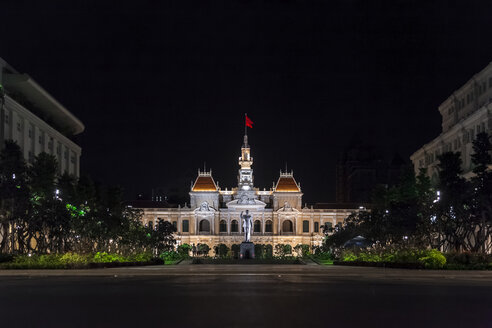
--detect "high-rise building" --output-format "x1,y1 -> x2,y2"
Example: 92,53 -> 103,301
0,57 -> 84,176
410,62 -> 492,180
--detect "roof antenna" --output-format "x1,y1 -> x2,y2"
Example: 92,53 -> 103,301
204,162 -> 206,172
285,162 -> 288,173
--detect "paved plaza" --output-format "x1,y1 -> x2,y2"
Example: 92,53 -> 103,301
0,264 -> 491,327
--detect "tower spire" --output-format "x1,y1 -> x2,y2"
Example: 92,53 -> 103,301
243,113 -> 248,147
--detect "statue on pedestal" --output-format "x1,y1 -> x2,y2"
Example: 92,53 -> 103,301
240,210 -> 253,242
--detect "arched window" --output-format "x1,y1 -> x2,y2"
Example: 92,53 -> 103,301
254,220 -> 261,233
199,219 -> 210,232
219,220 -> 227,232
182,220 -> 189,233
302,220 -> 309,233
282,220 -> 293,233
231,220 -> 239,232
265,220 -> 273,233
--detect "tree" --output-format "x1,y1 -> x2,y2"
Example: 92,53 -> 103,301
435,151 -> 470,252
469,132 -> 492,252
0,140 -> 29,253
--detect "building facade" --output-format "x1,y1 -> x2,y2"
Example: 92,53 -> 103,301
410,62 -> 492,180
0,57 -> 84,176
132,133 -> 358,253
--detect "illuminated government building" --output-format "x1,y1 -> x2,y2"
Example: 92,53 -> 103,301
132,133 -> 358,251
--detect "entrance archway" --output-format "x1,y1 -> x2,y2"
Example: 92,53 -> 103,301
282,220 -> 293,233
199,219 -> 210,232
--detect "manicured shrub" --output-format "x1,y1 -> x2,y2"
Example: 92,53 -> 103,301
254,244 -> 265,258
341,250 -> 358,262
231,244 -> 240,258
294,244 -> 310,257
127,252 -> 153,262
197,243 -> 211,256
177,244 -> 192,258
159,251 -> 181,262
314,251 -> 334,261
358,252 -> 381,262
275,244 -> 292,257
337,248 -> 447,269
92,252 -> 125,263
214,244 -> 230,258
60,253 -> 90,265
418,249 -> 446,269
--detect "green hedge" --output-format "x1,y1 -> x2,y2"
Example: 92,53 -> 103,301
0,252 -> 157,269
339,249 -> 447,269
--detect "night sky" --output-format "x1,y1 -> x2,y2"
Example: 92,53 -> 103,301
2,1 -> 492,204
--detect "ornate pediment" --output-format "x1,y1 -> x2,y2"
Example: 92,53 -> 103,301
194,201 -> 216,213
277,202 -> 299,213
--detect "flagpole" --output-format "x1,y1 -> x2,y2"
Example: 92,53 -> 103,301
244,113 -> 247,136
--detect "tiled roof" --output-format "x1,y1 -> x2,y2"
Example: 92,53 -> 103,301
192,176 -> 218,192
275,176 -> 300,192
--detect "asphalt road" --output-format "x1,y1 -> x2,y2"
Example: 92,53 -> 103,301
0,265 -> 491,328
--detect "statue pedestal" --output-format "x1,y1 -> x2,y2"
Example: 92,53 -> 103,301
239,242 -> 255,259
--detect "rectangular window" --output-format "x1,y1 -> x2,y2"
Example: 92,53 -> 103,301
172,221 -> 177,230
17,122 -> 21,132
38,135 -> 43,144
28,128 -> 32,138
314,222 -> 319,233
182,220 -> 189,233
302,220 -> 309,233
